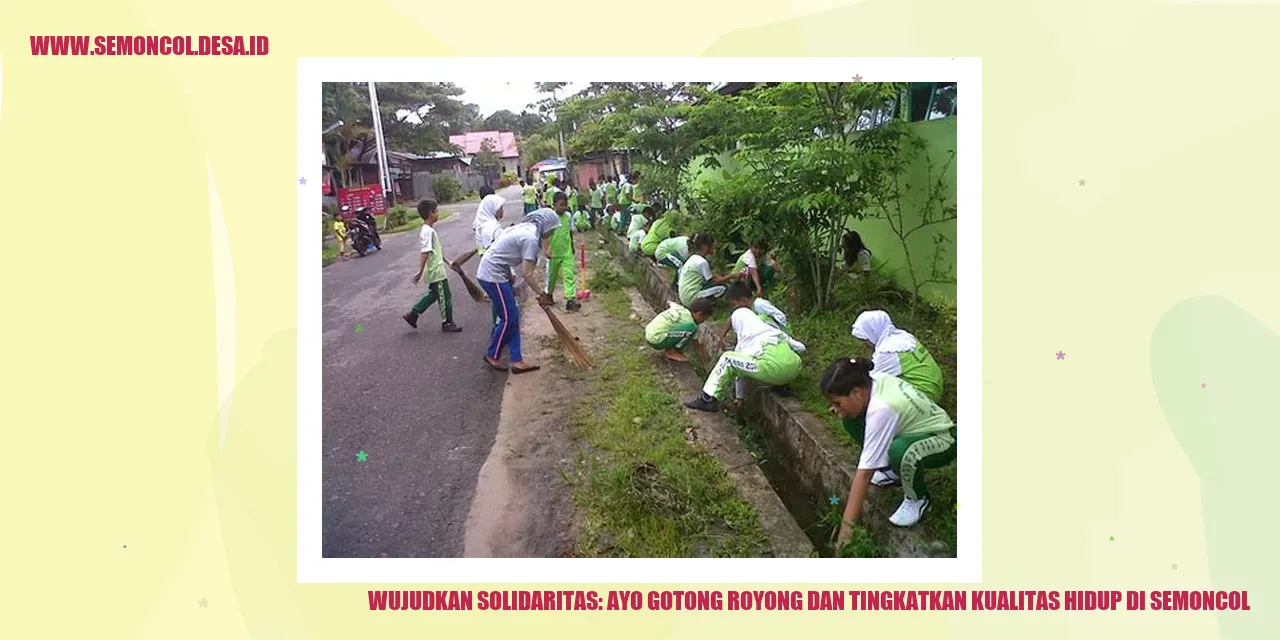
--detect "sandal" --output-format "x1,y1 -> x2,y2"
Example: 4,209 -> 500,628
510,364 -> 541,375
484,357 -> 509,372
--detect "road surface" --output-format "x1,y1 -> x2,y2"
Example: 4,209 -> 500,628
321,186 -> 527,557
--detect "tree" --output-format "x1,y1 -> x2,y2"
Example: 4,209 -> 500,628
371,82 -> 478,153
518,132 -> 559,173
472,138 -> 503,187
533,82 -> 569,156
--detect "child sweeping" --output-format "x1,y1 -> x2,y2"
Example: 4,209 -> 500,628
735,239 -> 779,298
402,199 -> 463,333
850,310 -> 944,404
684,282 -> 802,413
476,209 -> 560,373
820,355 -> 956,533
677,232 -> 736,307
645,298 -> 714,363
545,192 -> 581,311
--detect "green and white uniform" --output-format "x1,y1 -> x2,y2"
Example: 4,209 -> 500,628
545,210 -> 577,298
851,310 -> 944,403
628,228 -> 646,254
573,209 -> 591,231
655,236 -> 689,270
410,223 -> 455,324
640,215 -> 673,257
567,186 -> 579,211
753,297 -> 806,354
702,307 -> 802,400
604,181 -> 619,206
522,184 -> 537,213
626,213 -> 648,238
735,249 -> 777,292
677,254 -> 726,306
841,372 -> 955,501
645,301 -> 698,351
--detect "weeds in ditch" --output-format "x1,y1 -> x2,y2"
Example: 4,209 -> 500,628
809,495 -> 887,558
561,293 -> 769,558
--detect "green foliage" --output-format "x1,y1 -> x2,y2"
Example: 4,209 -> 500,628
498,170 -> 518,187
432,173 -> 463,203
472,137 -> 503,175
386,204 -> 411,229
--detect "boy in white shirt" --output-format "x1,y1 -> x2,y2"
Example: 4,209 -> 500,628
684,282 -> 803,412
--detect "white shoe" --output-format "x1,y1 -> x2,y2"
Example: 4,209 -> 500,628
871,469 -> 900,486
786,336 -> 807,354
889,497 -> 929,527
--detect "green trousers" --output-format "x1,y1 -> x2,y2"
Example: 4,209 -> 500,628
703,341 -> 801,400
545,255 -> 577,298
412,279 -> 454,324
646,321 -> 698,351
842,419 -> 956,501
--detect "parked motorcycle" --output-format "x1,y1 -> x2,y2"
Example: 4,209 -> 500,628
343,206 -> 382,256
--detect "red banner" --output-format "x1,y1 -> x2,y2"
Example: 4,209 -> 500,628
337,184 -> 386,216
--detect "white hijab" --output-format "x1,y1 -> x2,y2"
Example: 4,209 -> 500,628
851,310 -> 917,353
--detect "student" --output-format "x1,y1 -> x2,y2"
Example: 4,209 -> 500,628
753,297 -> 807,355
588,178 -> 604,226
645,298 -> 714,363
735,239 -> 779,298
545,192 -> 581,311
402,199 -> 462,333
608,205 -> 623,234
567,182 -> 580,213
520,180 -> 537,215
843,230 -> 873,274
573,206 -> 591,231
626,205 -> 651,238
604,176 -> 620,209
654,235 -> 689,270
332,215 -> 349,259
640,207 -> 674,257
850,310 -> 944,404
628,219 -> 650,256
684,282 -> 803,412
677,233 -> 735,307
475,209 -> 559,373
820,356 -> 956,534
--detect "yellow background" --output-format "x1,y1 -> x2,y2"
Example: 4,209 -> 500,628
1,0 -> 1275,637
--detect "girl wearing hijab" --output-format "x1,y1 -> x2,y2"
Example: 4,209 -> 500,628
851,310 -> 943,404
820,356 -> 956,535
475,208 -> 559,374
450,194 -> 508,325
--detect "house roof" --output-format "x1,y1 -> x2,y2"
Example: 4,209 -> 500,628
449,131 -> 519,158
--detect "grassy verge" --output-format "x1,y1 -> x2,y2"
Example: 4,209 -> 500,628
322,244 -> 339,268
559,252 -> 769,557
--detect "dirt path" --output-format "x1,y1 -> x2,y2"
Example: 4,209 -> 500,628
460,274 -> 614,557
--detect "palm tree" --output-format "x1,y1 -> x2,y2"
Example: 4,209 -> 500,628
536,82 -> 568,157
325,120 -> 373,188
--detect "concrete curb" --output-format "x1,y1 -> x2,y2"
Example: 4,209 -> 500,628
602,234 -> 950,558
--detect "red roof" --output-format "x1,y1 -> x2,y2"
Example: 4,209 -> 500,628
449,131 -> 519,158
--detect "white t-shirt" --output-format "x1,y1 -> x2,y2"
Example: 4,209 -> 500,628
476,223 -> 541,284
419,224 -> 438,253
729,307 -> 783,357
739,249 -> 758,271
475,220 -> 502,251
856,248 -> 872,272
685,254 -> 712,281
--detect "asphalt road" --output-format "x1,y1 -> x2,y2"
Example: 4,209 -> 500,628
321,186 -> 527,558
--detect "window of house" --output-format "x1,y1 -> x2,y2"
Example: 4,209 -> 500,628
905,83 -> 958,122
927,82 -> 957,120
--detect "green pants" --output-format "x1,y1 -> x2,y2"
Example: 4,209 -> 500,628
412,279 -> 454,324
545,255 -> 577,298
646,322 -> 698,351
841,420 -> 956,501
703,341 -> 801,400
658,255 -> 684,270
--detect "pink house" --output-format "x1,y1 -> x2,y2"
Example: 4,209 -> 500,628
448,131 -> 521,175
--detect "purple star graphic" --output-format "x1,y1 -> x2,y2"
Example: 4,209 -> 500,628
1056,351 -> 1065,360
1201,383 -> 1206,388
298,177 -> 307,186
852,74 -> 864,82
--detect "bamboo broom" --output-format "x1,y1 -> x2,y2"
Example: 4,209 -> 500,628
448,257 -> 489,303
524,280 -> 594,369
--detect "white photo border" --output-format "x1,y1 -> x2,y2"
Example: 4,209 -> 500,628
297,57 -> 982,583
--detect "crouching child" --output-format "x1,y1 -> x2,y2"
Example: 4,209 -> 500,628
645,298 -> 714,363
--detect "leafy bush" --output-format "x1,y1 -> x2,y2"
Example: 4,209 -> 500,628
386,204 -> 411,229
432,173 -> 463,203
498,170 -> 518,188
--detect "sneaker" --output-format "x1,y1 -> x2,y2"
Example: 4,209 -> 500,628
888,497 -> 930,527
565,299 -> 581,311
402,312 -> 419,329
441,322 -> 462,333
683,392 -> 722,413
871,469 -> 901,487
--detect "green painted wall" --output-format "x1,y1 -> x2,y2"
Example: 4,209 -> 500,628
851,117 -> 957,301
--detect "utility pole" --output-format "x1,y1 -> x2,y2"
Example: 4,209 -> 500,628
367,82 -> 393,216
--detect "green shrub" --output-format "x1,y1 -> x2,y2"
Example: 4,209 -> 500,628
498,171 -> 518,188
386,204 -> 411,229
432,173 -> 463,203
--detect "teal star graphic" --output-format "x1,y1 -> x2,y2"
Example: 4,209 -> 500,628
356,450 -> 368,462
828,495 -> 839,505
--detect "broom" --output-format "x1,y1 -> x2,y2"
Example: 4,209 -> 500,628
524,280 -> 594,369
448,255 -> 489,303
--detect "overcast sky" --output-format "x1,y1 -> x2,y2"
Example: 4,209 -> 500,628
455,82 -> 586,117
